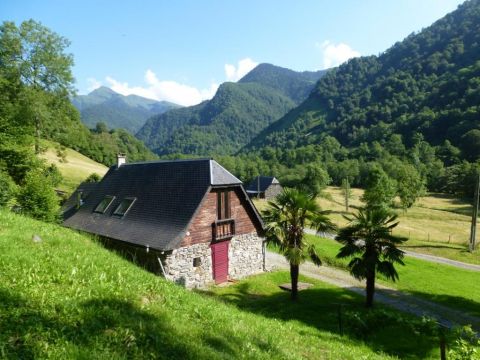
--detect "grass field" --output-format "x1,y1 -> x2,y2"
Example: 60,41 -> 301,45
39,140 -> 108,193
0,208 -> 411,359
204,271 -> 444,359
253,186 -> 480,264
302,234 -> 480,323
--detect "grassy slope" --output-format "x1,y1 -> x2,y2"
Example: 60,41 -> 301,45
254,187 -> 480,265
206,272 -> 442,359
39,140 -> 108,193
0,209 -> 393,360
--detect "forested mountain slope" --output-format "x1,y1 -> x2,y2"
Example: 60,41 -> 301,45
247,0 -> 480,157
136,64 -> 326,156
72,87 -> 180,134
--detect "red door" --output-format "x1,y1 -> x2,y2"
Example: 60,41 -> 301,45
211,241 -> 229,284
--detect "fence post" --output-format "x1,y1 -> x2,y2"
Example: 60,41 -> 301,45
337,304 -> 343,336
439,325 -> 446,360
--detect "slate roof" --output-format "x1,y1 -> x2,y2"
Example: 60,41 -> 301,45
246,176 -> 280,193
63,158 -> 256,251
62,182 -> 99,219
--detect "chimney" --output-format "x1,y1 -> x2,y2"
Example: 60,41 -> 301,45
117,153 -> 126,167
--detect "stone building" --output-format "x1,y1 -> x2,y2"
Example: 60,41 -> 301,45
64,157 -> 265,288
246,176 -> 283,200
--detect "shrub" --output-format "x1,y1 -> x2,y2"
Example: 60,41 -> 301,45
85,172 -> 101,183
16,171 -> 60,222
0,170 -> 17,207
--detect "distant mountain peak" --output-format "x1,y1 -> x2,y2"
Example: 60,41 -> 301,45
89,86 -> 117,97
72,87 -> 181,134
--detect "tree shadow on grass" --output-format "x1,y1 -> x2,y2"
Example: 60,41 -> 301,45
400,290 -> 480,329
0,287 -> 289,359
0,288 -> 193,359
200,277 -> 440,359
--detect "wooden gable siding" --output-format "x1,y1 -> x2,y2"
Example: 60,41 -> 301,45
181,187 -> 259,247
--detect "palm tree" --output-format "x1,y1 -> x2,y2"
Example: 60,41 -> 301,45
262,188 -> 336,300
335,206 -> 407,308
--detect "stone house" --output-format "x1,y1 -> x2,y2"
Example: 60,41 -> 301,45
246,176 -> 283,200
63,157 -> 265,288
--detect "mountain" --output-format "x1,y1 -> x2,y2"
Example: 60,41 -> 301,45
246,0 -> 480,156
136,64 -> 326,156
72,87 -> 181,133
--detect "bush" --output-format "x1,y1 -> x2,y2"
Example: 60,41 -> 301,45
85,172 -> 101,183
448,326 -> 480,360
0,170 -> 17,207
16,171 -> 60,222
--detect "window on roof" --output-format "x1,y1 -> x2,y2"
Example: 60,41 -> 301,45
94,195 -> 115,213
217,190 -> 231,220
113,197 -> 136,217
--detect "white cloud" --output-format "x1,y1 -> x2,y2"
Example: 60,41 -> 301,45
224,57 -> 258,81
86,77 -> 102,92
87,57 -> 258,106
316,40 -> 360,69
104,70 -> 219,106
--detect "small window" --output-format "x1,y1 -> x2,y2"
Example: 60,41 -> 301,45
217,190 -> 231,220
94,195 -> 115,213
193,257 -> 202,267
113,197 -> 136,217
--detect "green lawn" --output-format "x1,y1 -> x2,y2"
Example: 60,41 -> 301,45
304,234 -> 480,320
204,271 -> 444,359
0,208 -> 405,359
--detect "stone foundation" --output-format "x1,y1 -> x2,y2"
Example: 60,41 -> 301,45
229,233 -> 264,280
164,242 -> 213,288
163,233 -> 265,288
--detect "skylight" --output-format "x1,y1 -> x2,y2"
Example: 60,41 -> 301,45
113,197 -> 136,217
94,195 -> 115,213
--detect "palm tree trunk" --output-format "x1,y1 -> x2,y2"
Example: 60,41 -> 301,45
366,273 -> 375,308
290,263 -> 299,301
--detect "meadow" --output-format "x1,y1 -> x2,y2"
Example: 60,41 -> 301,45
0,208 -> 417,359
254,187 -> 480,265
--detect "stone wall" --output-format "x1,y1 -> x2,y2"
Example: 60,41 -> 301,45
163,243 -> 213,288
163,233 -> 265,288
229,233 -> 264,280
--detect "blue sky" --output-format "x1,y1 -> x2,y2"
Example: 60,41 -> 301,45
1,0 -> 465,105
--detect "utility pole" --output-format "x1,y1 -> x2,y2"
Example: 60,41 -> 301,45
469,172 -> 480,252
342,177 -> 350,212
257,175 -> 260,199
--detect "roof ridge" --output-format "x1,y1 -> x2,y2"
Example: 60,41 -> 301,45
120,158 -> 211,166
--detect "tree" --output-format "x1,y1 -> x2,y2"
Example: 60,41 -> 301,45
361,167 -> 397,209
460,129 -> 480,162
17,170 -> 60,222
262,188 -> 336,300
0,20 -> 74,153
335,207 -> 407,307
0,171 -> 17,207
301,163 -> 331,196
396,164 -> 426,210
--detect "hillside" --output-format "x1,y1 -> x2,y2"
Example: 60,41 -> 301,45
42,100 -> 158,167
0,209 -> 399,359
73,87 -> 181,134
242,0 -> 480,190
136,64 -> 326,156
39,140 -> 108,192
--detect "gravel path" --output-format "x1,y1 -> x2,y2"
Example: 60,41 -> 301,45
306,229 -> 480,272
266,251 -> 480,331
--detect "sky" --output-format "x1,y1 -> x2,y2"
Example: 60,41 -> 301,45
0,0 -> 466,106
